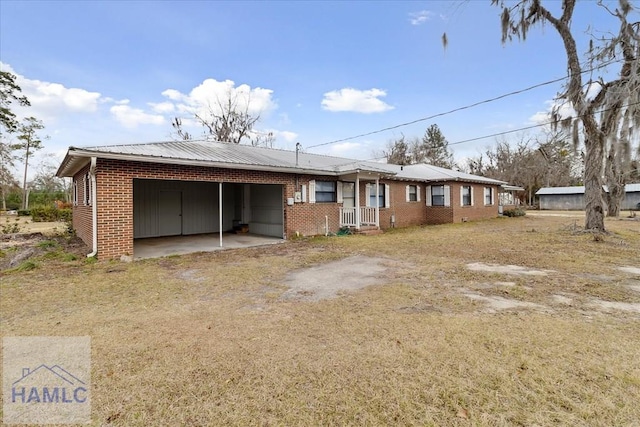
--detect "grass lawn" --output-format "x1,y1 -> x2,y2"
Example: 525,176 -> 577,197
1,215 -> 639,426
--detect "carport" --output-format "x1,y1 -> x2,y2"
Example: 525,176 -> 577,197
133,179 -> 284,258
134,233 -> 283,259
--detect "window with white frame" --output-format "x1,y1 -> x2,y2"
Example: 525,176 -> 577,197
84,173 -> 91,206
367,184 -> 386,208
406,184 -> 420,202
342,182 -> 355,208
314,181 -> 337,203
484,187 -> 494,205
73,180 -> 78,206
426,185 -> 450,207
367,183 -> 387,208
461,185 -> 472,206
431,185 -> 445,206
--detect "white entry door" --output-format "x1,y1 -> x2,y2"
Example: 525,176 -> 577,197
342,182 -> 355,208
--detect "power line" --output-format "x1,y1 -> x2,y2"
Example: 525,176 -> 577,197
306,58 -> 624,150
446,99 -> 640,147
354,99 -> 640,163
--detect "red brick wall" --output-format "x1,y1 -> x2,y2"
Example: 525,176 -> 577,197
289,176 -> 341,236
378,181 -> 426,229
423,182 -> 500,224
425,206 -> 454,225
451,183 -> 500,222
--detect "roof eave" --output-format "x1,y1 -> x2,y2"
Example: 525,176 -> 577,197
57,149 -> 390,177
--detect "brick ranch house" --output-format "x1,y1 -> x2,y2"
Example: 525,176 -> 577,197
56,140 -> 507,260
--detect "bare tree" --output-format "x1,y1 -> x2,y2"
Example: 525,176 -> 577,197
171,117 -> 192,141
32,156 -> 67,193
592,1 -> 640,216
465,131 -> 581,205
172,89 -> 262,145
384,134 -> 414,165
491,0 -> 640,231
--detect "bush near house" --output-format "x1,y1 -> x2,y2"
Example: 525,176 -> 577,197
503,207 -> 527,217
30,206 -> 72,222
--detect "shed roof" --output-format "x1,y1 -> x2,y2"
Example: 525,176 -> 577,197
536,183 -> 640,195
56,140 -> 506,185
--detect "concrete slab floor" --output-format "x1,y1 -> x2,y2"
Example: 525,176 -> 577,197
134,233 -> 284,260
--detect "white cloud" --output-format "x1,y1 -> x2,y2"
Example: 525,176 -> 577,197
529,99 -> 575,125
530,83 -> 603,127
274,130 -> 298,143
162,78 -> 277,119
329,141 -> 362,154
110,105 -> 165,128
160,89 -> 184,102
321,88 -> 394,113
2,62 -> 103,122
149,101 -> 175,114
100,97 -> 129,105
409,10 -> 434,26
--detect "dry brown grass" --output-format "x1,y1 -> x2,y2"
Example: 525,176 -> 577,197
1,215 -> 639,426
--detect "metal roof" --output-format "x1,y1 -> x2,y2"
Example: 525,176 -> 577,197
536,184 -> 640,195
536,186 -> 586,195
56,140 -> 506,186
384,163 -> 506,185
56,140 -> 395,177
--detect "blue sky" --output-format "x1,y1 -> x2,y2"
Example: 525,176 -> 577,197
0,0 -> 628,175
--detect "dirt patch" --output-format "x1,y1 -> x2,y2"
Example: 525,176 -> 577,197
280,255 -> 389,301
467,262 -> 553,276
618,266 -> 640,275
0,232 -> 89,270
552,295 -> 574,305
460,289 -> 548,312
590,299 -> 640,313
177,269 -> 205,282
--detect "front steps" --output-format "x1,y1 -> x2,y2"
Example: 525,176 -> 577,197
354,226 -> 383,236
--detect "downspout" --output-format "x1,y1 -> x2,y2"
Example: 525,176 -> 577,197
87,157 -> 98,258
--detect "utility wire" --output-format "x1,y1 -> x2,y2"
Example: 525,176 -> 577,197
353,99 -> 640,163
306,58 -> 624,150
445,99 -> 640,147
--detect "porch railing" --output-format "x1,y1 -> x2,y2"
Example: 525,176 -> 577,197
339,207 -> 357,226
360,207 -> 377,225
339,207 -> 378,227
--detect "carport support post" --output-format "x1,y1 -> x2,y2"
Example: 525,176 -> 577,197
219,182 -> 223,247
375,177 -> 380,227
355,175 -> 360,230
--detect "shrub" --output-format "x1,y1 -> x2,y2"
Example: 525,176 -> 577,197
31,206 -> 58,222
12,261 -> 38,272
37,240 -> 58,249
17,210 -> 31,216
58,208 -> 72,222
1,218 -> 21,234
30,206 -> 72,222
503,208 -> 526,217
